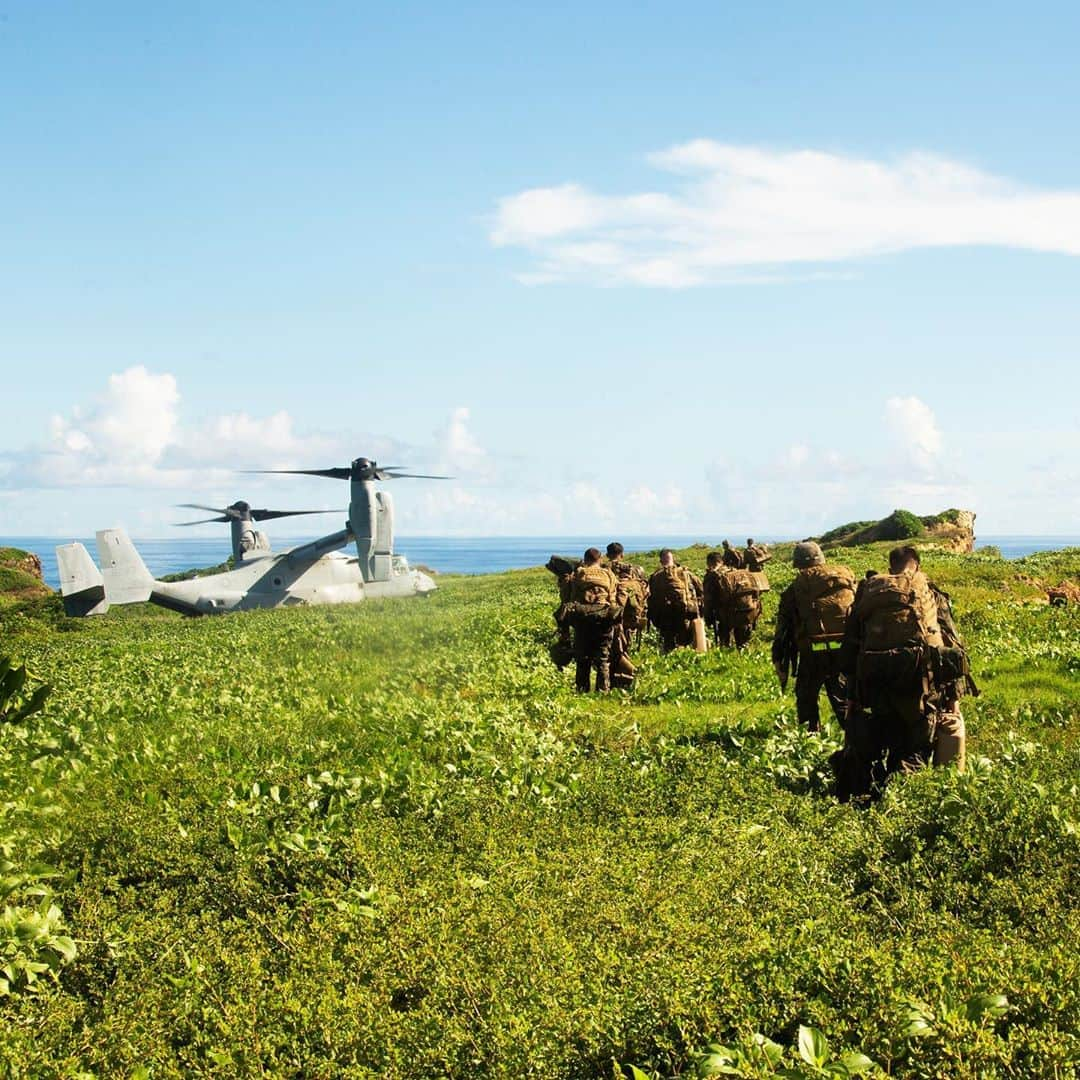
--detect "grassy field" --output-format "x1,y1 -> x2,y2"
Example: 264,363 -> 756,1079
2,543 -> 1080,1078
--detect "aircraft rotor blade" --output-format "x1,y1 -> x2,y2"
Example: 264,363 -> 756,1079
249,509 -> 338,522
175,516 -> 232,526
246,468 -> 352,480
379,471 -> 454,480
248,462 -> 450,481
178,502 -> 231,515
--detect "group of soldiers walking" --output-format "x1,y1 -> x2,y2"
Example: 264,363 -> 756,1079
772,539 -> 976,799
548,538 -> 772,691
548,537 -> 976,800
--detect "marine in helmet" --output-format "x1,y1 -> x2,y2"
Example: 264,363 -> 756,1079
567,547 -> 621,692
721,540 -> 744,570
836,545 -> 977,799
606,541 -> 649,655
742,537 -> 771,573
771,541 -> 855,732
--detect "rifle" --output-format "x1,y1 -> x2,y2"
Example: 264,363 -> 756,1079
773,620 -> 798,691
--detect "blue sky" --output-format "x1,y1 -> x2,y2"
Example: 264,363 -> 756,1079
3,2 -> 1079,539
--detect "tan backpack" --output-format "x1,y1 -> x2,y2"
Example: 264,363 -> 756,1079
649,565 -> 697,619
571,564 -> 617,606
859,570 -> 944,652
793,564 -> 856,646
719,569 -> 762,619
614,565 -> 649,631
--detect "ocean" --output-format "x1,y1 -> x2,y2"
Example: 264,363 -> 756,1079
3,535 -> 1076,591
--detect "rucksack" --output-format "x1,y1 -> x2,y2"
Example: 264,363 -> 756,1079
614,565 -> 649,631
571,564 -> 618,606
858,570 -> 943,652
718,569 -> 762,622
793,564 -> 856,646
648,565 -> 697,619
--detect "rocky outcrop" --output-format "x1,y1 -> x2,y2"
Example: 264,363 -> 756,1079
923,510 -> 976,553
816,509 -> 976,553
0,547 -> 53,611
12,551 -> 44,581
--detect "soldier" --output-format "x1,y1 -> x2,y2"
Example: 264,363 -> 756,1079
743,538 -> 772,573
771,541 -> 855,733
567,547 -> 621,692
647,548 -> 703,653
603,542 -> 645,688
705,552 -> 763,648
930,575 -> 978,772
702,552 -> 731,646
721,540 -> 744,569
606,542 -> 649,651
838,545 -> 975,798
545,554 -> 580,670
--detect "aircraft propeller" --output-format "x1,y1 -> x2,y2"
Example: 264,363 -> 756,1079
174,501 -> 337,527
249,457 -> 452,482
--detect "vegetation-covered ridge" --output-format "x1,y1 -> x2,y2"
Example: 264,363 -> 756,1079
815,508 -> 975,552
0,546 -> 54,617
1,542 -> 1080,1077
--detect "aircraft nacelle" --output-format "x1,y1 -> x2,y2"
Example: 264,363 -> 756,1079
348,480 -> 395,582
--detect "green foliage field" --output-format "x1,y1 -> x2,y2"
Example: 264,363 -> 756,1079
2,543 -> 1080,1077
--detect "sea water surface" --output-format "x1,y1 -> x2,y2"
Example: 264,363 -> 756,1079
3,535 -> 1077,591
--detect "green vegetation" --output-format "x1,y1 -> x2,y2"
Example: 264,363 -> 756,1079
868,508 -> 925,542
0,547 -> 54,618
2,543 -> 1080,1076
160,556 -> 235,582
816,520 -> 876,546
920,509 -> 963,529
816,509 -> 975,549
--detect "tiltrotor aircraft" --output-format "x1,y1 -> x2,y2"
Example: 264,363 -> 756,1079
55,458 -> 445,617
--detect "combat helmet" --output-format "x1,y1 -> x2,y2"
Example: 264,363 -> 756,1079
792,541 -> 825,569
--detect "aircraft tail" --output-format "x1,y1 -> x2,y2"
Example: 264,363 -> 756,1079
56,542 -> 109,617
96,529 -> 154,605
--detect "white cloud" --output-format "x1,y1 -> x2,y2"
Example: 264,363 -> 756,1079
437,406 -> 491,481
885,395 -> 943,470
491,184 -> 603,245
784,444 -> 811,470
491,141 -> 1080,286
25,367 -> 181,486
705,399 -> 969,533
625,484 -> 686,519
569,481 -> 614,522
168,410 -> 342,470
1,366 -> 404,492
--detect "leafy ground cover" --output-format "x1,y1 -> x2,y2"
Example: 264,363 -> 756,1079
1,543 -> 1079,1077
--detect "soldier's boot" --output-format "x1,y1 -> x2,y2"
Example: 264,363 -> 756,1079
795,676 -> 822,733
595,662 -> 611,692
574,659 -> 592,693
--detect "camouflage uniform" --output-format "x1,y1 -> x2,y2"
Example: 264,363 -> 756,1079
927,583 -> 976,770
706,566 -> 761,648
546,555 -> 580,670
647,564 -> 703,653
743,541 -> 771,573
569,563 -> 621,692
608,558 -> 649,651
773,589 -> 847,732
721,541 -> 743,569
838,568 -> 974,798
771,543 -> 853,732
702,566 -> 731,646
